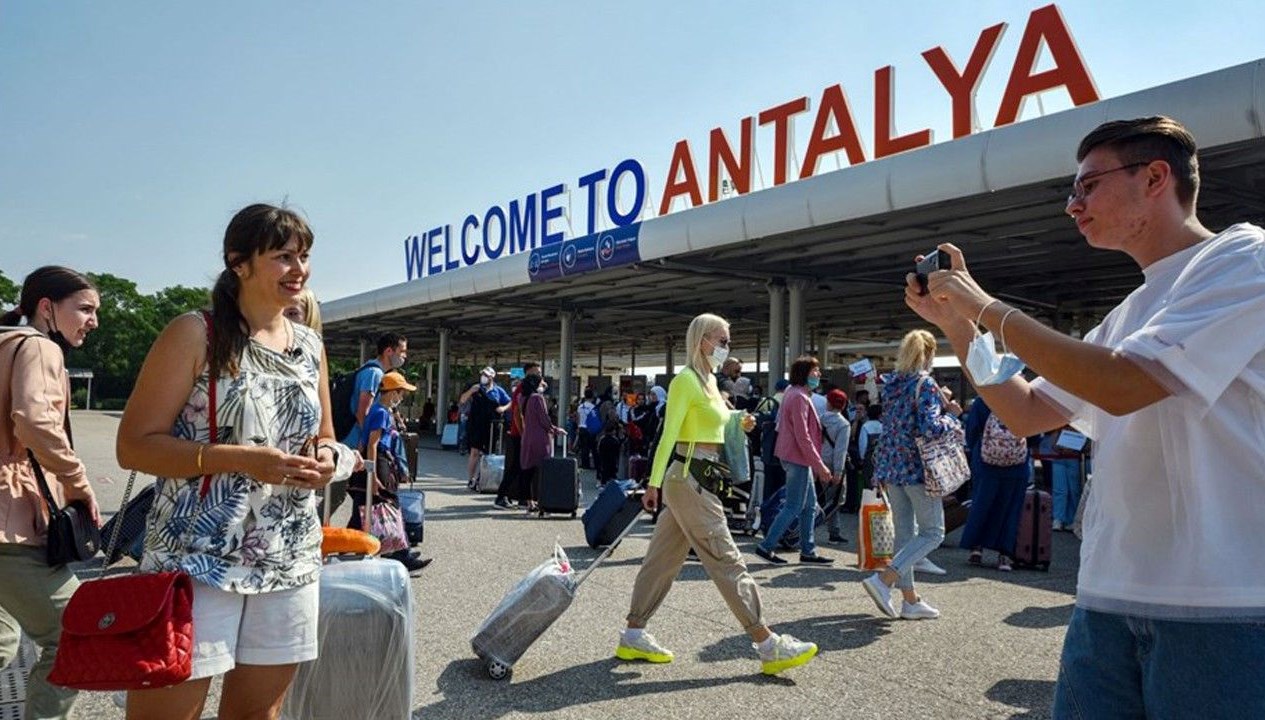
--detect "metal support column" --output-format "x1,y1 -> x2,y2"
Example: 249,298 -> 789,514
436,328 -> 451,437
358,338 -> 369,364
767,281 -> 786,389
665,336 -> 675,378
787,279 -> 807,361
597,345 -> 604,390
559,312 -> 575,430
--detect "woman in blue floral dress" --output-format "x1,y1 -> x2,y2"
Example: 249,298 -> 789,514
860,330 -> 963,622
117,204 -> 337,720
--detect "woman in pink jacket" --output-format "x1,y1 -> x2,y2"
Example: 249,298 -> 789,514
755,355 -> 840,565
0,266 -> 101,720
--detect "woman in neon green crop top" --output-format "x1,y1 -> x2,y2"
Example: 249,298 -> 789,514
615,313 -> 819,676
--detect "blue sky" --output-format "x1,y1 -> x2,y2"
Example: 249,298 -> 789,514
3,1 -> 1263,300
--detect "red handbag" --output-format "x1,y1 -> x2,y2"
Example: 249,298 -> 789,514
48,312 -> 219,691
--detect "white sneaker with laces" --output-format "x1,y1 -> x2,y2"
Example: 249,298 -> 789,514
901,598 -> 941,620
862,573 -> 898,619
914,557 -> 947,575
755,633 -> 818,675
615,630 -> 674,663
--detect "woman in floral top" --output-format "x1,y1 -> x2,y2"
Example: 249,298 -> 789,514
861,330 -> 963,622
117,204 -> 336,720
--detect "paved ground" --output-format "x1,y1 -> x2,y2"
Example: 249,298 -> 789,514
56,411 -> 1079,719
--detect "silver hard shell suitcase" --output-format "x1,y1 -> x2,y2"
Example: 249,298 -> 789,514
475,423 -> 504,493
283,466 -> 416,719
471,510 -> 641,680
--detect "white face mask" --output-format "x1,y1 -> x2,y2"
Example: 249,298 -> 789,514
709,342 -> 729,369
965,331 -> 1026,386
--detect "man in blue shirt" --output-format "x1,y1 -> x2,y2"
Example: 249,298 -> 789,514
459,366 -> 511,487
342,333 -> 408,450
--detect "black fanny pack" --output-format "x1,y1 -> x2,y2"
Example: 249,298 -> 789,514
671,452 -> 732,498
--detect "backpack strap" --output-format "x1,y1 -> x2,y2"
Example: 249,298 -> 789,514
202,311 -> 216,499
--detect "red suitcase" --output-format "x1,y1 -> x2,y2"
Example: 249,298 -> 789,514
1013,488 -> 1052,571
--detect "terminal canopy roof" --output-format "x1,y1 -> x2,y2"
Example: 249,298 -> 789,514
322,60 -> 1265,367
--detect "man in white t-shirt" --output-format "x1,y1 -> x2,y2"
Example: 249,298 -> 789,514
906,116 -> 1265,719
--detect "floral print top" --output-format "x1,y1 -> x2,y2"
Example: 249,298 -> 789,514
141,313 -> 324,593
871,371 -> 962,487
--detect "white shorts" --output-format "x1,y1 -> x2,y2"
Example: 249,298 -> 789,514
189,581 -> 319,679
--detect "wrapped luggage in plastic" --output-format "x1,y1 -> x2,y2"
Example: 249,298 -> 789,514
471,546 -> 575,679
282,556 -> 415,719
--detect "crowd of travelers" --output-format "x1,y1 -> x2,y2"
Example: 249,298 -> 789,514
2,114 -> 1262,718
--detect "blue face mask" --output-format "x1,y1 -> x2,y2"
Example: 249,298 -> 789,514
965,331 -> 1026,386
806,376 -> 821,390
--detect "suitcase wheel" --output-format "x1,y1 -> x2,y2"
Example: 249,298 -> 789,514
486,659 -> 512,681
570,511 -> 577,519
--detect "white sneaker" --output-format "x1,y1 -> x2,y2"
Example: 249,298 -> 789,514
862,573 -> 898,619
900,598 -> 941,620
615,630 -> 674,663
755,633 -> 818,675
1052,520 -> 1066,531
914,557 -> 947,575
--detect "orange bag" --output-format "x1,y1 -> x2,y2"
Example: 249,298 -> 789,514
321,527 -> 380,557
857,488 -> 895,570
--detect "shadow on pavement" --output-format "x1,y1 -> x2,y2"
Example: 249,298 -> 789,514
698,613 -> 890,659
419,657 -> 791,719
1004,603 -> 1074,630
986,678 -> 1056,719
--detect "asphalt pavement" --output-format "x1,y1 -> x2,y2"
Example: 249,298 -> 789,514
59,410 -> 1079,719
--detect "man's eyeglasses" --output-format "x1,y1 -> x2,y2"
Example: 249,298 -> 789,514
1067,162 -> 1150,204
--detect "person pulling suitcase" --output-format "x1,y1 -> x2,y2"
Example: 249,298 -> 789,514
616,313 -> 819,676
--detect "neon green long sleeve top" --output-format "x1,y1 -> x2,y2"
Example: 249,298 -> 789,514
648,369 -> 729,488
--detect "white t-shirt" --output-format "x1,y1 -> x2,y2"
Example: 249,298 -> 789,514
1032,223 -> 1265,620
858,420 -> 884,458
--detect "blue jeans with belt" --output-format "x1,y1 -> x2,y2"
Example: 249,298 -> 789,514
757,460 -> 817,557
1054,606 -> 1265,719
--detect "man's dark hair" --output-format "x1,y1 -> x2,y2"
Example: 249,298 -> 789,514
583,389 -> 594,400
788,355 -> 820,386
523,360 -> 541,374
1077,116 -> 1199,208
376,332 -> 406,356
867,403 -> 883,421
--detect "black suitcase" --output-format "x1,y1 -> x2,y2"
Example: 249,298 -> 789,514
537,443 -> 579,518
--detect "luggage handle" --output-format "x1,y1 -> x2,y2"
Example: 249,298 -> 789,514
573,503 -> 642,589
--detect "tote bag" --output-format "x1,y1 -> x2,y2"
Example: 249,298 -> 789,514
857,487 -> 895,570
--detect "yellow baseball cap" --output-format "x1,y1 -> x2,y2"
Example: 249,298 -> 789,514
379,371 -> 417,392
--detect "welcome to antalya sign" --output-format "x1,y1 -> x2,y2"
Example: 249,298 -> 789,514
404,3 -> 1098,282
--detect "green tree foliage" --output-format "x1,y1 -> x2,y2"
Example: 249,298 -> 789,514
0,269 -> 18,306
76,274 -> 209,400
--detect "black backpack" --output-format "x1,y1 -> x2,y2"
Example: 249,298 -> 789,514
754,397 -> 781,466
330,361 -> 376,440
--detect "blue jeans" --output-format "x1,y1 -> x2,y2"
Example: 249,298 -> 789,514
1050,459 -> 1081,525
758,460 -> 817,557
886,483 -> 945,590
1054,606 -> 1265,719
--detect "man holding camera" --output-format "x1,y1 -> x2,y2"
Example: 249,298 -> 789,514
907,116 -> 1265,718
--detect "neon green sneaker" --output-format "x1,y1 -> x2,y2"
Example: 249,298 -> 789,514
756,634 -> 818,675
615,631 -> 674,663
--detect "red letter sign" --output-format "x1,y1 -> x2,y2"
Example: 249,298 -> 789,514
758,96 -> 809,186
659,139 -> 704,216
800,84 -> 867,179
995,4 -> 1099,127
923,22 -> 1006,139
708,117 -> 753,202
874,66 -> 933,159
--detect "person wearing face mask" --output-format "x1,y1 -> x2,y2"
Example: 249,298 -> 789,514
357,372 -> 432,575
341,333 -> 408,452
755,356 -> 840,565
617,313 -> 819,676
460,367 -> 512,489
0,265 -> 102,720
860,330 -> 962,621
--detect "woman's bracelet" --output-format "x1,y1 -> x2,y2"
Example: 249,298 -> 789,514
196,443 -> 207,474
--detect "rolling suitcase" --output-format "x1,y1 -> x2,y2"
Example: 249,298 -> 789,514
628,454 -> 649,483
285,467 -> 415,720
475,423 -> 504,493
536,443 -> 580,518
403,431 -> 420,482
472,514 -> 642,681
440,423 -> 458,450
1013,488 -> 1052,571
582,479 -> 644,548
397,484 -> 425,546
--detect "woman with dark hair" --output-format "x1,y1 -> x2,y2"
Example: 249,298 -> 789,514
0,266 -> 101,719
117,204 -> 336,720
517,373 -> 563,513
755,355 -> 839,565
